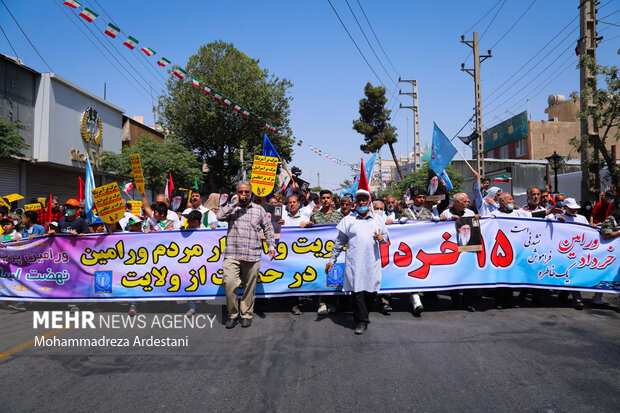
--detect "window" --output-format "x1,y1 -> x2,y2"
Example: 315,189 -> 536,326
516,138 -> 527,157
499,145 -> 509,159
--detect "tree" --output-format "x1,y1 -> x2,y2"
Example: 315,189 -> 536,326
571,51 -> 620,197
100,136 -> 203,194
311,186 -> 323,193
0,120 -> 29,158
353,82 -> 403,179
157,41 -> 294,189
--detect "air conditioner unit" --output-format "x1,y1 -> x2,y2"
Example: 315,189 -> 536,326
552,117 -> 558,122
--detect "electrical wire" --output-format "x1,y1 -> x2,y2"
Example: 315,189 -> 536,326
484,16 -> 578,101
1,0 -> 53,72
461,0 -> 503,35
344,0 -> 397,87
354,0 -> 400,78
53,1 -> 152,103
597,9 -> 619,21
488,0 -> 538,50
463,0 -> 507,64
0,23 -> 19,58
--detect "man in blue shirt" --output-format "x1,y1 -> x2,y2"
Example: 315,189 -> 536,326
21,210 -> 47,240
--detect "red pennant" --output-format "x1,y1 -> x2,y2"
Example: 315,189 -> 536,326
77,177 -> 85,202
358,157 -> 371,202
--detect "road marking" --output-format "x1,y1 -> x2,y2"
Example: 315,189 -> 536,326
0,327 -> 70,361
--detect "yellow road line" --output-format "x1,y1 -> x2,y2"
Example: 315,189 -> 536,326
0,327 -> 70,361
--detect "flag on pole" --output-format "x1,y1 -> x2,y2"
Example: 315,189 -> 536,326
45,194 -> 53,228
358,158 -> 371,202
340,152 -> 377,197
194,176 -> 199,190
430,122 -> 457,175
438,170 -> 453,190
63,0 -> 82,8
164,177 -> 170,200
78,8 -> 98,22
77,177 -> 85,202
263,134 -> 280,159
492,174 -> 512,182
157,57 -> 171,67
141,47 -> 156,56
168,173 -> 174,192
104,23 -> 120,39
173,68 -> 186,79
121,182 -> 134,194
85,154 -> 96,224
123,36 -> 139,50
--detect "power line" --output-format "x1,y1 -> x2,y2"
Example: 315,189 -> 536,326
484,16 -> 578,101
354,0 -> 400,78
326,0 -> 401,105
461,0 -> 503,35
488,0 -> 538,50
599,20 -> 620,27
53,1 -> 152,103
1,0 -> 53,72
0,23 -> 19,58
463,0 -> 507,63
597,9 -> 619,20
344,0 -> 397,87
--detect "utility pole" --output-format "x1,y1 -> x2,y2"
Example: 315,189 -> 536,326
579,0 -> 598,202
239,146 -> 245,181
317,172 -> 320,189
399,78 -> 421,170
461,31 -> 492,178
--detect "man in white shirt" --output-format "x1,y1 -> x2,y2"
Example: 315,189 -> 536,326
282,194 -> 309,226
440,193 -> 476,220
181,191 -> 217,229
491,193 -> 532,218
555,198 -> 589,225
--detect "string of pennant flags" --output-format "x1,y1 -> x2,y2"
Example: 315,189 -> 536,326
61,0 -> 357,170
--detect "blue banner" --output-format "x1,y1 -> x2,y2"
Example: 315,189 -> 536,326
430,122 -> 457,174
340,152 -> 377,197
1,218 -> 618,301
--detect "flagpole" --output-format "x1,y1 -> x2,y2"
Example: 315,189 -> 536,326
453,146 -> 476,174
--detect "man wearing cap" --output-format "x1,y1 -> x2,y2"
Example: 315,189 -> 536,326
402,187 -> 433,220
217,181 -> 276,329
555,198 -> 589,225
57,199 -> 90,235
326,189 -> 389,335
182,191 -> 217,229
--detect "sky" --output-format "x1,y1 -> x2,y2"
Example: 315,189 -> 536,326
1,0 -> 619,189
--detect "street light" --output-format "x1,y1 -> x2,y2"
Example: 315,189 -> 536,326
545,151 -> 563,194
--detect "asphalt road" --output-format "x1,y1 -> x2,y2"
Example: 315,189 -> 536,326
1,292 -> 619,412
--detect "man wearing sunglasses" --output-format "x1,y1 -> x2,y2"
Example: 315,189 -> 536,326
217,181 -> 276,329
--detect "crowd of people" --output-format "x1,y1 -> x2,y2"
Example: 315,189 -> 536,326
1,169 -> 619,334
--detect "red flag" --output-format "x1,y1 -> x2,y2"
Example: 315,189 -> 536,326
45,194 -> 53,228
169,173 -> 174,192
358,158 -> 371,200
77,177 -> 85,202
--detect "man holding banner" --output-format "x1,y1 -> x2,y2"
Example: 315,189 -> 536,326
326,189 -> 389,335
217,181 -> 276,329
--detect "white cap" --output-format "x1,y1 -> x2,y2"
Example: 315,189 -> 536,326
563,197 -> 580,210
354,189 -> 371,199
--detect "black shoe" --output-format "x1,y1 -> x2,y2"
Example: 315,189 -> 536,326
381,303 -> 392,315
225,318 -> 238,329
241,318 -> 252,328
354,322 -> 367,335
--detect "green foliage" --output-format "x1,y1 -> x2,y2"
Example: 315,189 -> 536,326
100,135 -> 203,193
352,82 -> 402,178
157,41 -> 293,189
570,51 -> 620,187
311,186 -> 322,193
0,120 -> 29,158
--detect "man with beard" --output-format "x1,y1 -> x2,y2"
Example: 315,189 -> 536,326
338,195 -> 355,217
169,190 -> 186,214
326,189 -> 389,334
439,193 -> 477,220
402,187 -> 434,220
141,192 -> 181,229
427,169 -> 449,214
458,224 -> 472,246
383,195 -> 401,224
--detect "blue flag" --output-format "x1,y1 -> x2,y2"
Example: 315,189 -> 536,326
263,134 -> 280,159
430,122 -> 457,174
340,152 -> 377,197
438,169 -> 453,190
84,154 -> 96,224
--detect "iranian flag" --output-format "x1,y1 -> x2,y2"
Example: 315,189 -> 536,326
265,123 -> 271,130
492,174 -> 512,182
269,125 -> 276,132
276,130 -> 282,135
222,98 -> 232,107
233,104 -> 241,112
121,182 -> 134,194
241,109 -> 250,118
141,47 -> 156,56
297,140 -> 302,146
79,8 -> 98,23
173,68 -> 186,79
191,77 -> 200,88
104,23 -> 120,39
63,0 -> 82,9
203,85 -> 211,95
213,93 -> 222,102
157,57 -> 170,67
123,36 -> 139,50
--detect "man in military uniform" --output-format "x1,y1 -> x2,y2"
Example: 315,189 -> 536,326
402,187 -> 433,220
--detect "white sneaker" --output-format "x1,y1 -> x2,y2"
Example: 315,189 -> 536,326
317,304 -> 328,315
186,309 -> 195,317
